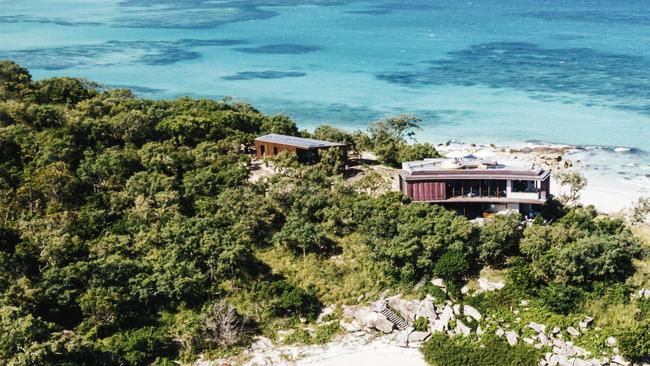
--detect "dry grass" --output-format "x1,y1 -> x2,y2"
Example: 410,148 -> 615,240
630,223 -> 650,289
585,302 -> 640,330
466,267 -> 506,292
255,233 -> 390,305
632,223 -> 650,246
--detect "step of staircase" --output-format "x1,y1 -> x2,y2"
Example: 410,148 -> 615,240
380,308 -> 409,330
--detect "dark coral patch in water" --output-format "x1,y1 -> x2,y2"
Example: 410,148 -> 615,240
377,42 -> 650,115
516,10 -> 650,26
234,44 -> 321,54
115,0 -> 352,29
222,71 -> 307,80
0,15 -> 103,26
0,39 -> 247,70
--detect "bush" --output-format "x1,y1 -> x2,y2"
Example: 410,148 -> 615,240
421,333 -> 541,366
504,259 -> 541,297
420,283 -> 448,302
617,320 -> 650,362
263,280 -> 322,321
478,212 -> 522,267
103,327 -> 176,366
312,322 -> 340,344
398,143 -> 440,163
433,251 -> 470,286
413,317 -> 429,332
284,328 -> 312,345
272,214 -> 329,256
538,283 -> 585,314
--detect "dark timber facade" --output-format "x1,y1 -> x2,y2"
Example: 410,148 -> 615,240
254,133 -> 346,164
399,158 -> 551,218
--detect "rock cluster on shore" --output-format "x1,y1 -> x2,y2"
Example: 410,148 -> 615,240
337,280 -> 644,366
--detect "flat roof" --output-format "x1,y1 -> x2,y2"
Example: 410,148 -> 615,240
255,133 -> 345,149
401,158 -> 550,181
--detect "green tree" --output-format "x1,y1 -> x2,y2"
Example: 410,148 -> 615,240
260,114 -> 299,136
0,60 -> 33,100
555,171 -> 587,206
478,212 -> 522,267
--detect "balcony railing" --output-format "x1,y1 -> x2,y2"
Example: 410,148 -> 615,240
507,191 -> 547,200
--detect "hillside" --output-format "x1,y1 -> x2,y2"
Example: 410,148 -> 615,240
0,61 -> 648,365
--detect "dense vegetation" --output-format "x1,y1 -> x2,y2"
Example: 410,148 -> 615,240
1,61 -> 648,365
421,333 -> 542,366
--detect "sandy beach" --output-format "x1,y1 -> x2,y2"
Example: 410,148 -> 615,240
214,333 -> 426,366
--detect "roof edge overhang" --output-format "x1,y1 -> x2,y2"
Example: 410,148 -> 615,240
400,170 -> 551,181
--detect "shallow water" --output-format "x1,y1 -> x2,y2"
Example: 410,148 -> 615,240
1,0 -> 649,200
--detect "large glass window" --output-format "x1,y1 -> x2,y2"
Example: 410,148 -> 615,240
512,180 -> 537,192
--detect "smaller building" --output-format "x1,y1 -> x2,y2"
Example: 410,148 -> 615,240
398,157 -> 551,218
254,133 -> 346,164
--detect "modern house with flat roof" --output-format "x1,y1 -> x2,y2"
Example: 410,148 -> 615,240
398,157 -> 551,218
254,133 -> 346,164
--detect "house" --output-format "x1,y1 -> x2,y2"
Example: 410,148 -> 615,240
398,156 -> 551,218
254,133 -> 346,164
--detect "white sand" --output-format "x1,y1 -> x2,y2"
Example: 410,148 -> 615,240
211,333 -> 425,366
297,335 -> 425,366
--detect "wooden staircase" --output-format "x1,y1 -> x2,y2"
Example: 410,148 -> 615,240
375,303 -> 409,330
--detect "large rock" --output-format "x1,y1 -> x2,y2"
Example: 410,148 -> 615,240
554,355 -> 573,366
536,333 -> 550,347
570,359 -> 592,366
452,304 -> 461,315
373,313 -> 395,334
578,317 -> 593,330
478,278 -> 505,292
567,326 -> 580,337
606,336 -> 617,347
456,320 -> 471,337
430,318 -> 447,333
431,278 -> 446,288
528,321 -> 547,334
439,305 -> 454,328
611,355 -> 630,366
408,331 -> 431,343
463,305 -> 481,321
396,329 -> 410,347
420,298 -> 438,320
387,296 -> 419,321
339,319 -> 361,332
506,331 -> 518,346
352,307 -> 377,328
317,304 -> 337,323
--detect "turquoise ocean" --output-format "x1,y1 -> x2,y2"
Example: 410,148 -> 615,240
1,0 -> 649,198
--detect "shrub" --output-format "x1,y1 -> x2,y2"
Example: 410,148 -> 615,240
421,333 -> 541,366
313,322 -> 340,344
420,283 -> 448,302
478,212 -> 522,266
263,280 -> 322,321
273,214 -> 329,256
398,143 -> 440,163
433,251 -> 470,286
284,328 -> 312,345
538,283 -> 585,314
413,317 -> 429,332
617,320 -> 650,362
504,258 -> 541,297
103,327 -> 176,366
